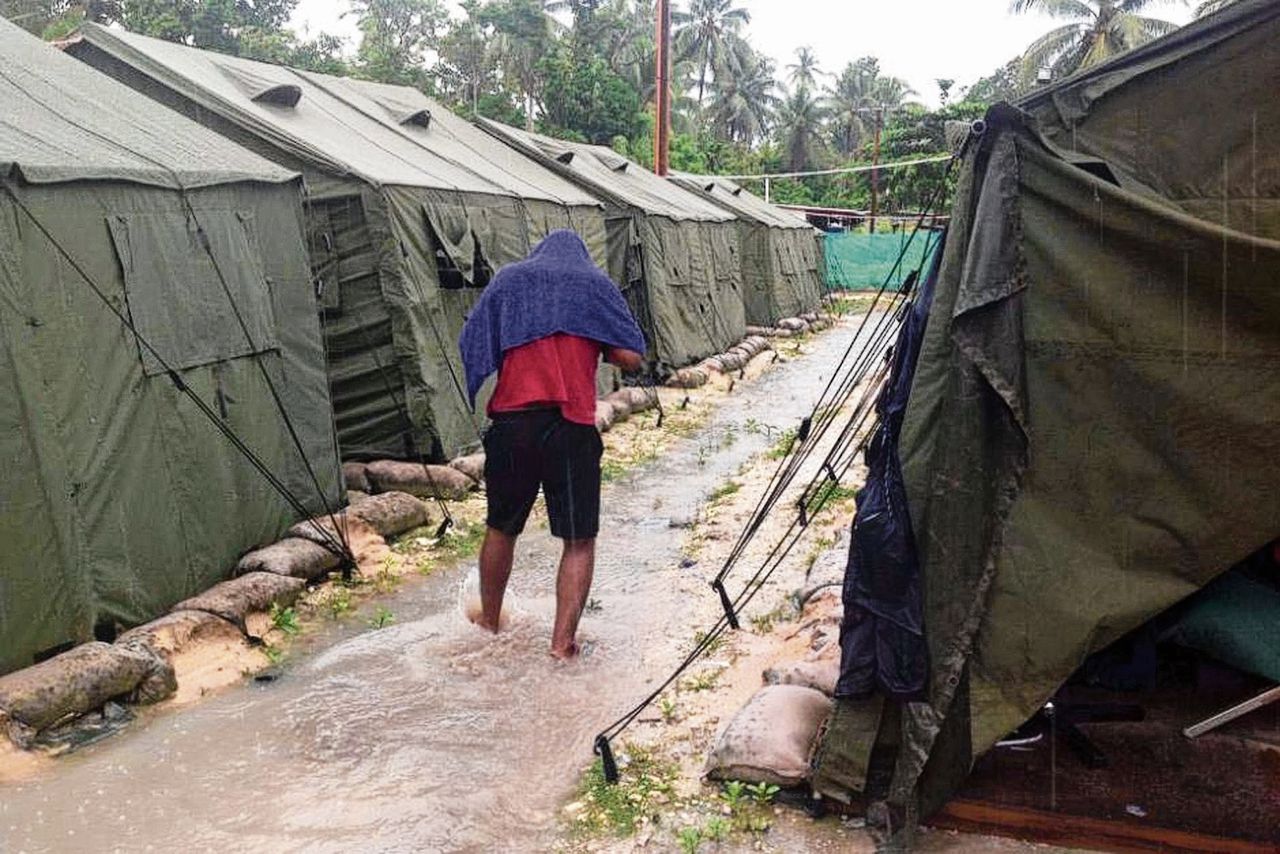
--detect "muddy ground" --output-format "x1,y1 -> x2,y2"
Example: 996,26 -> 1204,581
0,304 -> 1064,854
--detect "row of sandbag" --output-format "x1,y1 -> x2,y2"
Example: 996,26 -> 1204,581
0,491 -> 431,748
342,456 -> 483,502
746,311 -> 836,340
666,334 -> 774,390
702,538 -> 846,790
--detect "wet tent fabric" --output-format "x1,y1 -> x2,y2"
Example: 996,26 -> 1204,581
477,120 -> 748,371
69,24 -> 608,461
0,18 -> 339,676
670,174 -> 824,324
815,0 -> 1280,823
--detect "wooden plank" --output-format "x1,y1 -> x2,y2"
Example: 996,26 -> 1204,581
930,799 -> 1274,854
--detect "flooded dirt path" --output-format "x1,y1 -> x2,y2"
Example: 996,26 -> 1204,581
1,324 -> 874,854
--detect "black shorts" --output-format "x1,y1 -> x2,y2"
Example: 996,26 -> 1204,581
483,409 -> 603,540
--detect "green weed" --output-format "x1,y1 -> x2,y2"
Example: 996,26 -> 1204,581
262,644 -> 284,665
659,696 -> 677,723
368,605 -> 396,629
270,603 -> 300,636
327,586 -> 354,620
720,780 -> 747,810
681,669 -> 721,692
601,459 -> 628,483
574,745 -> 677,838
692,629 -> 727,656
704,817 -> 731,841
677,826 -> 703,854
708,480 -> 741,504
746,781 -> 780,805
805,480 -> 858,517
767,427 -> 799,460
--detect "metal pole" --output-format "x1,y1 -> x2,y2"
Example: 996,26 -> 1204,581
870,106 -> 883,233
764,176 -> 771,203
654,0 -> 672,176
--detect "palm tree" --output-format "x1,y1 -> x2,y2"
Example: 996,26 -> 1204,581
824,57 -> 916,157
672,0 -> 751,108
1013,0 -> 1180,86
776,85 -> 829,172
708,54 -> 779,145
787,46 -> 825,93
1195,0 -> 1236,16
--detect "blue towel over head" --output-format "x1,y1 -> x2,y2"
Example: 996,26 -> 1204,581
459,230 -> 647,407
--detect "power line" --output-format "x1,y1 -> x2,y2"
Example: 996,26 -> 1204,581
688,154 -> 952,182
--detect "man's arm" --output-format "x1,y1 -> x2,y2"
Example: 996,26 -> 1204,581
604,347 -> 645,373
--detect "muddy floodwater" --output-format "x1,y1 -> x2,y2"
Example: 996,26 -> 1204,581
2,325 -> 876,854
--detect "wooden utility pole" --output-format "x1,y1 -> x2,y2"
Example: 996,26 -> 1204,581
654,0 -> 672,176
869,106 -> 883,233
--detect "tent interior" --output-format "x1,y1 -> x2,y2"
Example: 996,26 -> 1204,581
815,0 -> 1280,846
669,174 -> 825,325
0,18 -> 341,676
67,23 -> 609,463
478,119 -> 750,373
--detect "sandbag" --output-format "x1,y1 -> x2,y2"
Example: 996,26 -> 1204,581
347,490 -> 370,504
342,461 -> 370,493
777,317 -> 809,333
450,453 -> 486,485
116,610 -> 243,665
365,460 -> 475,501
172,572 -> 305,630
604,394 -> 632,422
745,325 -> 772,337
348,492 -> 430,538
595,401 -> 616,433
704,685 -> 832,786
0,642 -> 172,741
718,352 -> 746,372
764,641 -> 841,696
236,537 -> 342,582
617,386 -> 659,413
668,367 -> 709,389
701,355 -> 727,373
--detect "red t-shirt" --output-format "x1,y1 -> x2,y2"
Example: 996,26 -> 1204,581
487,333 -> 602,426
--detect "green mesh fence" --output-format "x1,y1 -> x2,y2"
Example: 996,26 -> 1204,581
824,230 -> 942,291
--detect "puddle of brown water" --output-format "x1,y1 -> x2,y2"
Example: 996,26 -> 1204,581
0,323 -> 879,854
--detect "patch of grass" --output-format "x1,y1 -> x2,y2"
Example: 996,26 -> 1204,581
572,744 -> 677,838
262,644 -> 284,665
805,535 -> 837,571
437,523 -> 485,561
270,603 -> 300,637
766,427 -> 799,460
677,826 -> 703,854
680,668 -> 722,692
708,480 -> 740,505
327,586 -> 354,620
367,605 -> 395,629
749,604 -> 790,635
805,480 -> 858,517
659,696 -> 678,723
372,560 -> 401,594
691,629 -> 727,656
601,459 -> 629,483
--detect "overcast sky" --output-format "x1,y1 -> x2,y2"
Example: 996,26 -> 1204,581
289,0 -> 1196,107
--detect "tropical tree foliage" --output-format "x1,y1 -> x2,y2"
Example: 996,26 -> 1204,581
1012,0 -> 1180,86
0,0 -> 1197,212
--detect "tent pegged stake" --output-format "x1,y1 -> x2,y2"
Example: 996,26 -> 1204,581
712,580 -> 740,630
797,416 -> 813,445
434,517 -> 453,540
595,734 -> 620,784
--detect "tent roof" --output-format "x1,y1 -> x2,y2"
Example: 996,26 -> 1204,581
298,74 -> 600,208
478,119 -> 734,223
669,173 -> 815,230
0,17 -> 294,189
73,23 -> 578,200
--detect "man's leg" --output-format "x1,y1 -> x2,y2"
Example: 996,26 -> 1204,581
551,538 -> 595,658
477,527 -> 517,633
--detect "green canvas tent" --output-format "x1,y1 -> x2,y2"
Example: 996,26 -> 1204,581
669,174 -> 824,324
478,120 -> 748,372
68,24 -> 609,462
816,0 -> 1280,826
0,18 -> 341,676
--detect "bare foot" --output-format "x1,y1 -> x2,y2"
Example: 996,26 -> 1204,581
469,613 -> 501,634
550,641 -> 579,660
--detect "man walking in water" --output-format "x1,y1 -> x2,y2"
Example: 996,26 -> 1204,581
460,231 -> 646,659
